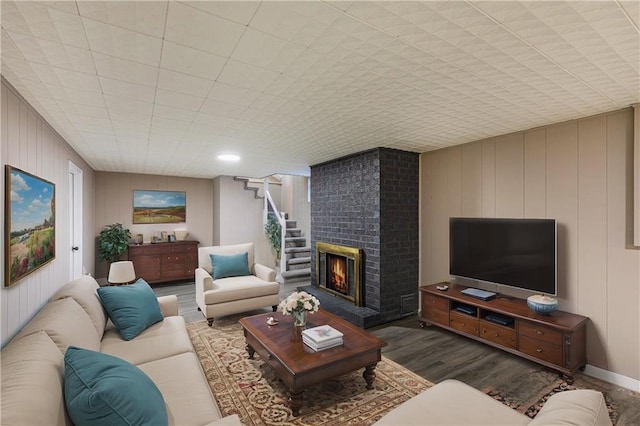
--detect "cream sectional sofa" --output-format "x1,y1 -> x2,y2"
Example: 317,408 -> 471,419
374,378 -> 612,426
0,275 -> 240,425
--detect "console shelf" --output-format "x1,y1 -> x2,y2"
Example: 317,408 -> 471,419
420,283 -> 589,375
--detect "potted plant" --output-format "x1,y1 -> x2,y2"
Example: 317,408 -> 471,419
98,223 -> 132,264
264,215 -> 282,260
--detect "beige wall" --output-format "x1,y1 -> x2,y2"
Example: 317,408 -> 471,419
420,108 -> 640,382
281,175 -> 310,243
1,79 -> 96,346
94,172 -> 214,278
213,176 -> 278,268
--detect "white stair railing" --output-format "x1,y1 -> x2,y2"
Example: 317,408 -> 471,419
264,180 -> 286,275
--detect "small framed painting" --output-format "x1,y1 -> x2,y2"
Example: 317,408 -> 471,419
5,165 -> 56,287
133,190 -> 186,224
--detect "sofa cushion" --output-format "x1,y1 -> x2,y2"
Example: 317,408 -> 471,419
101,316 -> 194,365
15,297 -> 101,353
529,389 -> 612,426
64,346 -> 168,426
97,279 -> 163,341
372,379 -> 529,425
1,331 -> 67,425
204,275 -> 281,304
51,275 -> 107,338
211,252 -> 251,279
138,352 -> 223,425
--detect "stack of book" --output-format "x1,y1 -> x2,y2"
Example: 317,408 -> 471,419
302,325 -> 344,351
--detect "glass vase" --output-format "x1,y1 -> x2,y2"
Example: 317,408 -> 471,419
292,310 -> 307,327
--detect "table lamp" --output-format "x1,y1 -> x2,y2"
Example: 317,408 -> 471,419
107,261 -> 136,285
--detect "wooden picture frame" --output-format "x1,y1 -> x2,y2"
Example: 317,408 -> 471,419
133,190 -> 186,224
5,165 -> 56,287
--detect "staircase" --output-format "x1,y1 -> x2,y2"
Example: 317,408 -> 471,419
281,218 -> 311,284
236,175 -> 311,284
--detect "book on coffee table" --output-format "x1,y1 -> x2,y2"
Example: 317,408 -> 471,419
303,337 -> 343,351
302,325 -> 344,351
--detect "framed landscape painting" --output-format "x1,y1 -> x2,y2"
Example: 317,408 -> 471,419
5,165 -> 56,287
133,190 -> 186,224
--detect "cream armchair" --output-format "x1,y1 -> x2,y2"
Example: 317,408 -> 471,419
195,243 -> 280,326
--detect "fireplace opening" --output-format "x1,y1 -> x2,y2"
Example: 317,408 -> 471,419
328,253 -> 348,294
316,242 -> 362,306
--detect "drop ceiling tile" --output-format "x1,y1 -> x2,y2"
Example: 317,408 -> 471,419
56,100 -> 108,119
155,89 -> 203,111
32,63 -> 101,93
200,99 -> 247,119
104,94 -> 154,119
183,1 -> 259,26
99,76 -> 156,104
82,18 -> 162,66
248,2 -> 312,43
157,68 -> 214,98
207,83 -> 261,108
165,2 -> 245,58
152,104 -> 197,123
160,41 -> 227,80
232,28 -> 304,73
76,1 -> 167,38
93,52 -> 158,86
217,59 -> 280,92
12,2 -> 88,49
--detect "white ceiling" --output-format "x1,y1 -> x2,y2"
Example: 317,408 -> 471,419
1,1 -> 639,179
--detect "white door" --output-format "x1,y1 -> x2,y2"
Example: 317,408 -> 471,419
69,161 -> 83,279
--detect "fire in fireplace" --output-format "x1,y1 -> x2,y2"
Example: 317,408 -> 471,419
316,242 -> 363,306
328,254 -> 348,294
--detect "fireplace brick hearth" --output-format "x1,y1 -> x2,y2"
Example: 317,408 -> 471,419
310,148 -> 419,328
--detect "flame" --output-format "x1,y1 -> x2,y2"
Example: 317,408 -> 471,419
331,258 -> 347,292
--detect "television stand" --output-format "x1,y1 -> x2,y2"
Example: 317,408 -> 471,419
420,283 -> 589,376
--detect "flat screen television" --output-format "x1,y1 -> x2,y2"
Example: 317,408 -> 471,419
450,217 -> 557,295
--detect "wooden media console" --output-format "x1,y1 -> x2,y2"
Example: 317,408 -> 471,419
420,283 -> 589,376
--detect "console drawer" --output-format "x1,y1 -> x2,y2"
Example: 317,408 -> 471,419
423,294 -> 449,311
449,311 -> 478,336
519,335 -> 562,366
480,321 -> 516,349
424,308 -> 449,326
519,322 -> 562,345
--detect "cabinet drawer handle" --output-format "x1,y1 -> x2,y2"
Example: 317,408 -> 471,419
494,333 -> 499,337
536,330 -> 544,335
536,348 -> 543,353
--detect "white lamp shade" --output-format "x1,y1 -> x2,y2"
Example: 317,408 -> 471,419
108,261 -> 136,284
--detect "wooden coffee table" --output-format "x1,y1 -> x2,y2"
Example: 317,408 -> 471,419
239,308 -> 387,416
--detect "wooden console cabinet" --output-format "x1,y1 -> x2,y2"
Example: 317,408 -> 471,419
128,241 -> 199,284
420,283 -> 588,375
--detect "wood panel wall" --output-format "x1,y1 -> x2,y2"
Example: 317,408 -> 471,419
420,108 -> 639,382
1,79 -> 95,346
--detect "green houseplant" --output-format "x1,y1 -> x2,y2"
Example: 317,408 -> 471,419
98,223 -> 132,264
264,215 -> 282,260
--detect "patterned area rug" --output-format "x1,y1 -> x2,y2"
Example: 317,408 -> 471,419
485,372 -> 619,424
187,319 -> 433,425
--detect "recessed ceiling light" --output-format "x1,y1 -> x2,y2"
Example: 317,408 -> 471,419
217,154 -> 240,162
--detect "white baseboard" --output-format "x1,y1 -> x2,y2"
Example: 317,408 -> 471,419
584,364 -> 640,392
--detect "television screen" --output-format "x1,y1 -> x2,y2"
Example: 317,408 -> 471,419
450,218 -> 557,295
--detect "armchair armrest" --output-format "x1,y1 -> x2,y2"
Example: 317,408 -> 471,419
254,263 -> 277,282
157,295 -> 178,317
196,267 -> 214,291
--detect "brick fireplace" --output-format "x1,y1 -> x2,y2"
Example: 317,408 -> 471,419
310,148 -> 419,328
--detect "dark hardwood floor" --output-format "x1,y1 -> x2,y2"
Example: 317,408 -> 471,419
154,281 -> 639,425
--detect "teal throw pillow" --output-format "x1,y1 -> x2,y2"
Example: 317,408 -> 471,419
210,252 -> 251,280
97,278 -> 163,341
64,346 -> 168,426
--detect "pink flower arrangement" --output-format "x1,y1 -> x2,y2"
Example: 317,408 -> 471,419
278,291 -> 320,316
